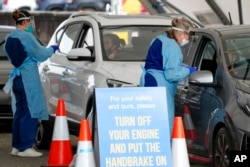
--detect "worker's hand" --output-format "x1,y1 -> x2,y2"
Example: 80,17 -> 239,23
50,45 -> 59,53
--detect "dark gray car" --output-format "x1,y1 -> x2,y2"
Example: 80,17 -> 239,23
174,25 -> 250,167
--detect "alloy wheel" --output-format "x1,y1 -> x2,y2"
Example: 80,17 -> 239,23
213,128 -> 231,167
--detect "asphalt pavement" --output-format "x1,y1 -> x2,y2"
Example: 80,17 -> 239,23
0,121 -> 205,167
0,121 -> 78,167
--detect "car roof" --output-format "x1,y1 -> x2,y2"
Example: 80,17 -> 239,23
0,25 -> 16,29
0,25 -> 16,33
68,12 -> 173,27
196,24 -> 250,37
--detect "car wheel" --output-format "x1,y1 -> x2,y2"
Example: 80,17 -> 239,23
35,120 -> 53,149
213,127 -> 231,167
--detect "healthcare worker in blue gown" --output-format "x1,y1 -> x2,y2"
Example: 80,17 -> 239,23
3,9 -> 58,157
140,17 -> 197,137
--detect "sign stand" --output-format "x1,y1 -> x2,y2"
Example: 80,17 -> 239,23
94,87 -> 172,167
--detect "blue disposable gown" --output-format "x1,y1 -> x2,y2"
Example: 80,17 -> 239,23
3,29 -> 54,120
140,33 -> 190,136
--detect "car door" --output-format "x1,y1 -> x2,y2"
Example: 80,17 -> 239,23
41,22 -> 88,123
181,33 -> 224,161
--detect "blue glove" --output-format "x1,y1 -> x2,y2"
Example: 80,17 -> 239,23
50,45 -> 58,53
188,66 -> 197,74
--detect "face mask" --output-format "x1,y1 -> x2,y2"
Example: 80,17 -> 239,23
180,39 -> 189,46
26,25 -> 33,33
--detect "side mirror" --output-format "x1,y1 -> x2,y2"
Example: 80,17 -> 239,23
67,48 -> 94,61
189,70 -> 217,87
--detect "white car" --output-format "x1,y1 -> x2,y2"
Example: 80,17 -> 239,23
2,0 -> 37,11
36,12 -> 173,162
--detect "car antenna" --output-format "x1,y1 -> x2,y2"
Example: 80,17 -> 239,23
228,12 -> 233,25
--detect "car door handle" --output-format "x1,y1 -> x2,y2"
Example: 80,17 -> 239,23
42,64 -> 49,72
63,68 -> 70,76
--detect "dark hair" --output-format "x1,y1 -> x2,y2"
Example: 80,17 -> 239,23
104,33 -> 120,47
12,9 -> 31,25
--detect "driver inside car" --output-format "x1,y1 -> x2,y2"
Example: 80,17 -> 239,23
103,33 -> 120,60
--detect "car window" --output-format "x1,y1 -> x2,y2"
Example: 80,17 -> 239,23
0,45 -> 6,59
0,32 -> 7,60
224,36 -> 250,79
59,23 -> 82,54
101,26 -> 165,61
84,28 -> 93,47
201,41 -> 216,60
199,40 -> 217,77
77,24 -> 94,55
182,34 -> 201,65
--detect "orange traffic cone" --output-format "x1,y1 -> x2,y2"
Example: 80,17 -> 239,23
75,119 -> 96,167
47,99 -> 73,167
172,116 -> 190,167
183,105 -> 197,146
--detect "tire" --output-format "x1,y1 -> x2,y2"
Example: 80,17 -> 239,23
35,120 -> 53,150
213,127 -> 232,167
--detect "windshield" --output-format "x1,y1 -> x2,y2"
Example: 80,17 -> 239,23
224,35 -> 250,80
101,26 -> 166,61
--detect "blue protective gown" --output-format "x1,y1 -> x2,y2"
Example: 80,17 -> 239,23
140,33 -> 190,136
3,29 -> 54,151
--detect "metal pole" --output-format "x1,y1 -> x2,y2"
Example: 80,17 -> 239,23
238,0 -> 243,24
